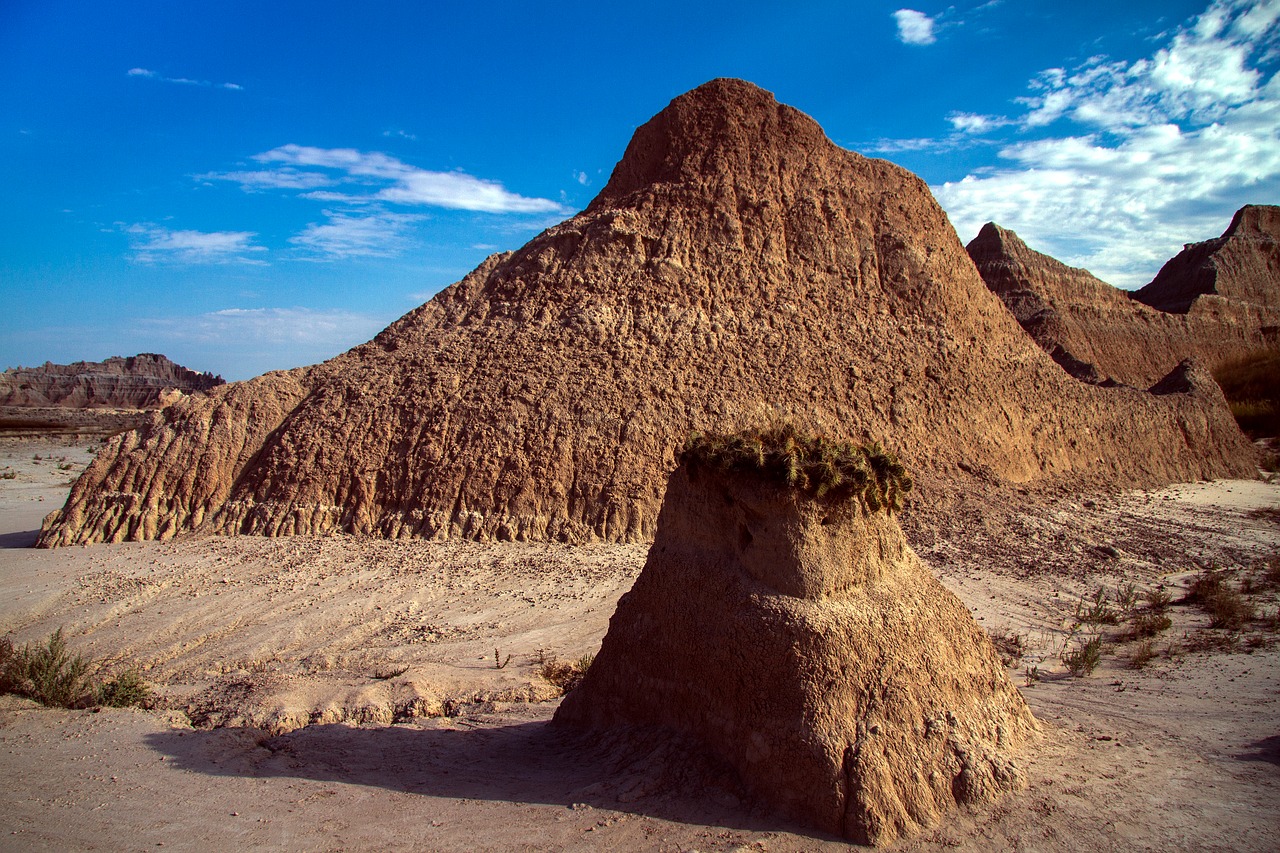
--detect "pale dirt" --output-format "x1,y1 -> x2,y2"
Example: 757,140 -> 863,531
2,435 -> 1278,851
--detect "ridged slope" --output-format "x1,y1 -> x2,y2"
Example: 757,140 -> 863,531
968,217 -> 1280,387
39,79 -> 1257,547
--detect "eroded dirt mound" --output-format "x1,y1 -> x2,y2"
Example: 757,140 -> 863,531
557,443 -> 1036,845
40,79 -> 1257,548
967,216 -> 1280,387
0,353 -> 223,409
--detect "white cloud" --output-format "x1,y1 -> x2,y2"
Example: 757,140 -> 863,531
574,170 -> 590,186
126,67 -> 243,90
929,0 -> 1280,288
197,168 -> 334,191
250,144 -> 567,214
139,307 -> 386,347
289,210 -> 425,260
947,112 -> 1012,134
124,224 -> 266,265
893,9 -> 937,45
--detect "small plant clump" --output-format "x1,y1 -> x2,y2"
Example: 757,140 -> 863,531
682,422 -> 913,511
0,628 -> 94,708
1062,636 -> 1103,677
96,670 -> 152,708
1185,568 -> 1257,630
1074,587 -> 1120,626
1,629 -> 152,710
535,650 -> 594,695
1128,640 -> 1157,670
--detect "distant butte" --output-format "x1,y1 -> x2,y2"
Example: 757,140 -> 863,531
39,79 -> 1257,548
0,353 -> 223,410
967,206 -> 1280,388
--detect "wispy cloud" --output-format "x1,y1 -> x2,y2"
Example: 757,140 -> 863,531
138,307 -> 386,347
893,9 -> 937,45
123,224 -> 266,265
241,144 -> 568,214
928,0 -> 1280,288
289,210 -> 425,260
127,67 -> 242,91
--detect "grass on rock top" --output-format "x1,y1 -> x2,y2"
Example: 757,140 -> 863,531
682,422 -> 912,512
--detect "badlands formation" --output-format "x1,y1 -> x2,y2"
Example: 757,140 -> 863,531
40,78 -> 1255,548
558,429 -> 1036,844
2,79 -> 1278,851
0,353 -> 223,410
967,207 -> 1280,388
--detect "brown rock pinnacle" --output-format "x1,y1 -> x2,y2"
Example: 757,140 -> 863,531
556,433 -> 1036,845
39,79 -> 1257,548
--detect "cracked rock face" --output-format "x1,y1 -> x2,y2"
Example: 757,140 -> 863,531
40,79 -> 1256,548
556,462 -> 1036,845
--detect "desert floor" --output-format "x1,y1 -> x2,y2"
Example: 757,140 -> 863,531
1,435 -> 1278,851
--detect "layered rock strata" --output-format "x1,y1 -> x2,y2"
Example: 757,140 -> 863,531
556,440 -> 1036,845
39,79 -> 1257,547
968,209 -> 1280,387
0,353 -> 223,409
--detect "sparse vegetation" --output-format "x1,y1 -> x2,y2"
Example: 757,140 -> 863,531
96,670 -> 152,708
988,630 -> 1026,668
1128,640 -> 1157,669
1125,610 -> 1173,640
0,628 -> 94,707
1,628 -> 152,709
1185,568 -> 1257,630
535,649 -> 593,694
1074,587 -> 1120,625
493,647 -> 512,669
1212,348 -> 1280,437
682,421 -> 913,511
1062,636 -> 1103,677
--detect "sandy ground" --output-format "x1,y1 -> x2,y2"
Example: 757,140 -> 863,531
2,435 -> 1278,851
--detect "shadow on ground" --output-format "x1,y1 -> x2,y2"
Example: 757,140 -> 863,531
0,528 -> 39,549
143,715 -> 829,840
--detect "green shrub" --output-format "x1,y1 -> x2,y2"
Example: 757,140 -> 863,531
683,422 -> 913,511
1074,587 -> 1119,625
96,670 -> 152,708
1062,636 -> 1103,677
1,628 -> 94,708
1145,587 -> 1173,613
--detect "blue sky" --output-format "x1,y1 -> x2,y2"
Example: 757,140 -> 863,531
3,0 -> 1277,380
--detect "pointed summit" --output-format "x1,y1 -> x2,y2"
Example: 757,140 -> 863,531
40,81 -> 1255,547
593,78 -> 828,206
1135,204 -> 1280,313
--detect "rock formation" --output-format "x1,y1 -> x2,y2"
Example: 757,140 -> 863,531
39,79 -> 1257,548
556,428 -> 1036,845
0,353 -> 223,409
968,209 -> 1280,387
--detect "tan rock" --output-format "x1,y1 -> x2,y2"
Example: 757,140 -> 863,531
39,79 -> 1257,548
968,208 -> 1280,387
556,442 -> 1036,845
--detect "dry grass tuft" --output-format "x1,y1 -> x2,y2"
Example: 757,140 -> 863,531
683,421 -> 912,511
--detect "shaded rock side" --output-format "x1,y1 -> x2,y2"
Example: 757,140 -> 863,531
40,79 -> 1258,547
556,463 -> 1037,845
967,218 -> 1280,387
1136,205 -> 1280,313
0,353 -> 224,409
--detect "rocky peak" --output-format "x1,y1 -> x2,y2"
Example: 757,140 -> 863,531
1135,204 -> 1280,313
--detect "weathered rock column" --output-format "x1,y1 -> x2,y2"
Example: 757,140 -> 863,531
557,432 -> 1037,845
